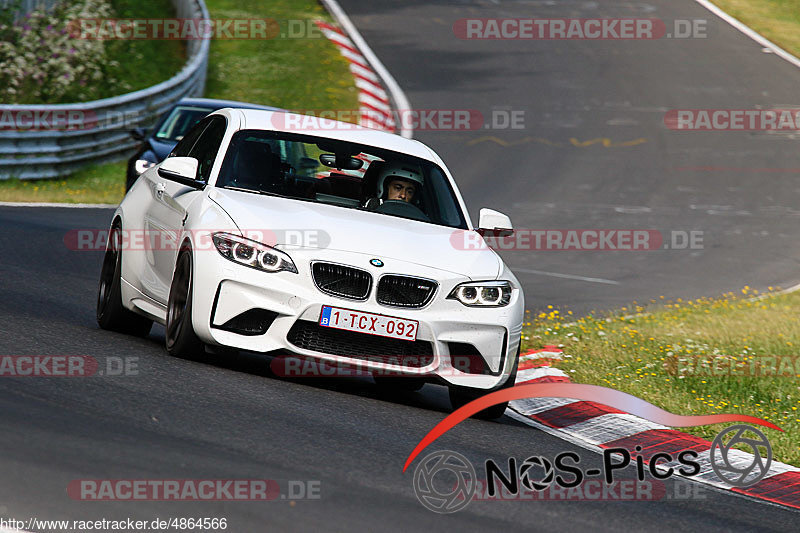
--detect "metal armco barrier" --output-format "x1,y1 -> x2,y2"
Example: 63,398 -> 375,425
1,0 -> 59,20
0,0 -> 210,179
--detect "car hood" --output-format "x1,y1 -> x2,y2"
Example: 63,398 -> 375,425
209,188 -> 501,279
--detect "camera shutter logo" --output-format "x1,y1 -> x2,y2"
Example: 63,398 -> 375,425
519,456 -> 555,491
710,425 -> 772,487
412,450 -> 476,513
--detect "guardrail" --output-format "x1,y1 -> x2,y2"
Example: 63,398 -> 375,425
0,0 -> 210,180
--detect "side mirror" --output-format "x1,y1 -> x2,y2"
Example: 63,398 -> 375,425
478,208 -> 513,237
158,157 -> 203,189
130,127 -> 146,141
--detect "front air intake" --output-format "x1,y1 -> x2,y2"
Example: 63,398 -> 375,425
216,309 -> 278,336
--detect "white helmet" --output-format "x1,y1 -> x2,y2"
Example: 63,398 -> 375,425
376,162 -> 424,199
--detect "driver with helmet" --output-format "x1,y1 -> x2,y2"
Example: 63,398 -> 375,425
365,162 -> 424,209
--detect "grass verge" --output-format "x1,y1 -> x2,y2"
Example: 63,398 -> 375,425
102,0 -> 186,97
204,0 -> 357,110
520,287 -> 800,467
0,0 -> 357,204
710,0 -> 800,55
0,161 -> 125,204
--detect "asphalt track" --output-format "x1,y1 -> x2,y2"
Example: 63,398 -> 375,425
2,0 -> 800,530
0,205 -> 797,531
337,0 -> 800,315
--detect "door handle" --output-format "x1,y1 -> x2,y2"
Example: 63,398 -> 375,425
155,182 -> 166,197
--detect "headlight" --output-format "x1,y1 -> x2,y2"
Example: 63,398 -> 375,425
448,281 -> 512,307
134,158 -> 156,175
212,232 -> 298,274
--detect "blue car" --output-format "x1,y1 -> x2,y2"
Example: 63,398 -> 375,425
126,97 -> 281,191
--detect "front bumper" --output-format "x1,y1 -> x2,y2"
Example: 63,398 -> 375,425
191,248 -> 523,389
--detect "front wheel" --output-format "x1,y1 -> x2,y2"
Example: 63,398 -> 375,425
97,224 -> 153,337
166,248 -> 205,359
448,348 -> 519,420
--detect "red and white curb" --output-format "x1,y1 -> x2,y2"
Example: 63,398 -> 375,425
315,20 -> 396,133
511,346 -> 800,510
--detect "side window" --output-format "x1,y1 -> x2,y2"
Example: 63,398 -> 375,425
169,118 -> 210,158
187,116 -> 227,182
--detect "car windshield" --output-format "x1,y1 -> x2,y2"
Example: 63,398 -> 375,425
154,106 -> 215,142
216,130 -> 468,229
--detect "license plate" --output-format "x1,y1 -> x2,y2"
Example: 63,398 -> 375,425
319,305 -> 418,341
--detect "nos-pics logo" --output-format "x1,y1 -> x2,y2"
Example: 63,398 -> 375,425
412,424 -> 772,513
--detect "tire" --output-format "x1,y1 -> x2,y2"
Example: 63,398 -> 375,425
97,224 -> 153,337
448,347 -> 519,420
166,248 -> 205,359
374,376 -> 425,392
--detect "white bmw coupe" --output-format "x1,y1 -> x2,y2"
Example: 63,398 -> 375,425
97,108 -> 524,418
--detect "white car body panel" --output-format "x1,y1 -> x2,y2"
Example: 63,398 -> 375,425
209,188 -> 502,278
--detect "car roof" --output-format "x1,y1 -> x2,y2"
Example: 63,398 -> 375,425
177,97 -> 283,112
233,108 -> 435,161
